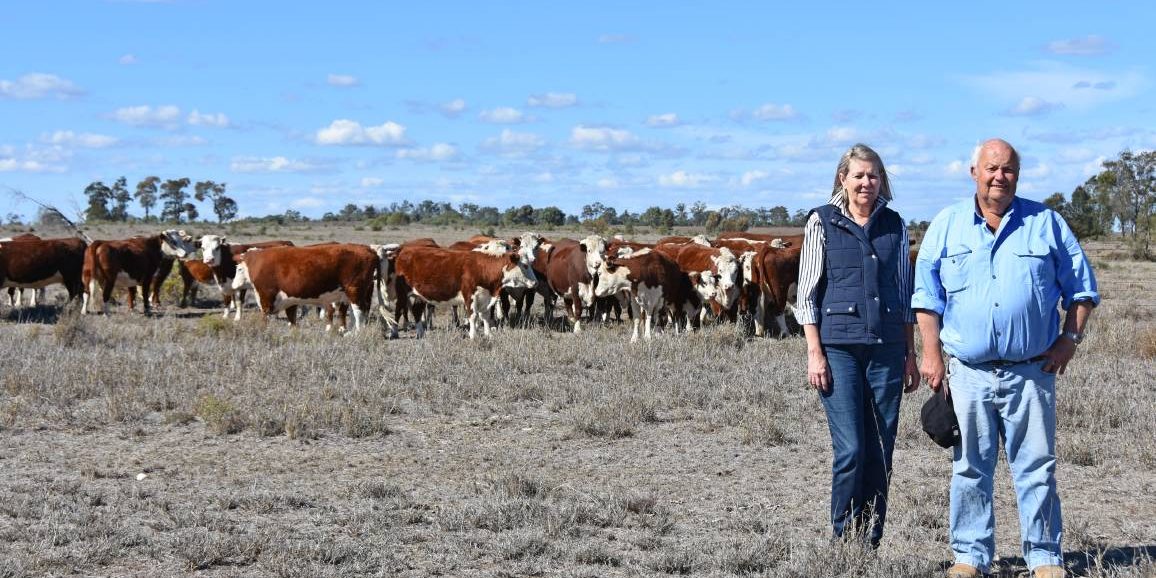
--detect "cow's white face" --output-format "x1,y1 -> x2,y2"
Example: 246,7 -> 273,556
232,262 -> 252,292
594,261 -> 632,298
740,251 -> 757,284
473,239 -> 512,256
201,234 -> 226,266
501,252 -> 537,290
711,249 -> 739,308
692,270 -> 718,302
691,234 -> 712,246
160,229 -> 196,258
580,235 -> 607,277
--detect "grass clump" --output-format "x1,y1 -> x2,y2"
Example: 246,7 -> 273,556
194,394 -> 245,435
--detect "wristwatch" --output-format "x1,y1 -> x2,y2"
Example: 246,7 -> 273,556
1061,331 -> 1084,345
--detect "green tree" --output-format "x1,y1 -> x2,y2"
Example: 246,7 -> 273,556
194,180 -> 238,223
159,178 -> 192,223
83,180 -> 112,221
534,206 -> 566,227
135,176 -> 160,221
109,177 -> 132,221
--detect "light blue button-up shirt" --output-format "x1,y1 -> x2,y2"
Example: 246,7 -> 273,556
912,195 -> 1099,364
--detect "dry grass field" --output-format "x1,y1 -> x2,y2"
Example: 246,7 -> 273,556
1,223 -> 1154,577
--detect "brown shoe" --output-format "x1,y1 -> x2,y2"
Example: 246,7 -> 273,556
1032,565 -> 1066,578
946,563 -> 981,578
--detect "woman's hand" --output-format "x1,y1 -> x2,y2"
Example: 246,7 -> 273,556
808,348 -> 832,393
903,352 -> 920,393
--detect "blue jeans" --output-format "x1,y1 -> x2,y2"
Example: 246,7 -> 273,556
948,357 -> 1063,572
820,342 -> 905,545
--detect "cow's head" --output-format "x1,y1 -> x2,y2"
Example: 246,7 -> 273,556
690,270 -> 717,304
231,261 -> 252,292
578,235 -> 607,277
501,251 -> 537,290
691,234 -> 712,247
739,250 -> 758,285
200,234 -> 226,266
594,259 -> 631,298
710,248 -> 740,309
160,229 -> 196,259
514,232 -> 543,266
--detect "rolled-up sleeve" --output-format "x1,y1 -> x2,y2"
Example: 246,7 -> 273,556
911,215 -> 948,316
1051,213 -> 1100,309
795,212 -> 824,325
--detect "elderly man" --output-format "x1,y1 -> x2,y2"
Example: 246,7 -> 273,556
913,139 -> 1098,578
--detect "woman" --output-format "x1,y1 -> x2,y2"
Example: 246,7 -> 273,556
796,143 -> 919,548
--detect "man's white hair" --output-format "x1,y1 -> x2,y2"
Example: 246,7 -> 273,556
970,139 -> 1021,169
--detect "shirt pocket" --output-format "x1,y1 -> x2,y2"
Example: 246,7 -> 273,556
939,245 -> 973,293
1013,244 -> 1054,289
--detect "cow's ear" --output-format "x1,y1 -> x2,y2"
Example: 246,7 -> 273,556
508,252 -> 520,265
688,272 -> 701,284
579,243 -> 588,253
221,236 -> 227,244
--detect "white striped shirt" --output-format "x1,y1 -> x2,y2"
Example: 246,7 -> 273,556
795,194 -> 914,326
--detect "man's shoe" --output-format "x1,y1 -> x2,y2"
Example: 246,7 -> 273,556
946,563 -> 981,578
1032,565 -> 1066,578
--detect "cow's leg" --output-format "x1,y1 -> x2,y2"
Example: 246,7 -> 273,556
753,293 -> 767,337
285,305 -> 299,326
350,305 -> 365,332
774,312 -> 789,338
99,280 -> 116,315
139,281 -> 153,315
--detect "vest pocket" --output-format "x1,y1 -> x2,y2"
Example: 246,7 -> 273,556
824,301 -> 858,316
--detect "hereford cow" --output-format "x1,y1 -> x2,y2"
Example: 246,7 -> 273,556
82,230 -> 195,314
543,235 -> 607,333
177,258 -> 219,308
667,244 -> 740,323
231,243 -> 381,332
594,250 -> 706,342
751,243 -> 803,337
199,235 -> 295,319
0,235 -> 88,309
391,244 -> 537,339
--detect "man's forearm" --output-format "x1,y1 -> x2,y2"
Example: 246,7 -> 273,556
915,310 -> 942,357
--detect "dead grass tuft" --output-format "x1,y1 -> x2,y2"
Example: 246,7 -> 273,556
194,394 -> 245,435
1138,327 -> 1156,359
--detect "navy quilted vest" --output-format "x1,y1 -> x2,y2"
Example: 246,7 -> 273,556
813,203 -> 905,345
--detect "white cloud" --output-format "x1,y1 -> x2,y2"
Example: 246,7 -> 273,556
111,104 -> 182,129
327,74 -> 360,87
741,170 -> 769,187
752,103 -> 798,121
480,129 -> 546,155
441,98 -> 466,118
597,178 -> 619,189
532,172 -> 554,183
658,170 -> 714,188
646,113 -> 680,128
396,143 -> 459,161
527,92 -> 578,108
315,119 -> 407,146
479,107 -> 526,124
361,177 -> 384,187
290,197 -> 326,209
826,126 -> 861,145
960,62 -> 1146,110
570,125 -> 640,151
0,73 -> 83,100
0,145 -> 70,173
187,109 -> 231,127
153,135 -> 208,147
118,54 -> 138,65
1046,35 -> 1112,56
230,156 -> 318,173
1006,96 -> 1063,117
1022,162 -> 1052,179
41,130 -> 118,148
946,160 -> 968,176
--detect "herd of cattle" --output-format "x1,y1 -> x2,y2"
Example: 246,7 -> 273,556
0,229 -> 803,341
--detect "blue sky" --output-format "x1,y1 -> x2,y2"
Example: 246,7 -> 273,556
2,1 -> 1153,223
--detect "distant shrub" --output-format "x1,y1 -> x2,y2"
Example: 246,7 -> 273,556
195,394 -> 245,435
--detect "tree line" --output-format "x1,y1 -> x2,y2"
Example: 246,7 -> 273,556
82,176 -> 237,224
1044,149 -> 1155,256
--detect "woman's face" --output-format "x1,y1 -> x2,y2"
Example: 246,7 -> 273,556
840,158 -> 880,212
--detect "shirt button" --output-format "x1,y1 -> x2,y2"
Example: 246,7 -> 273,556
991,275 -> 996,279
995,331 -> 1001,337
994,303 -> 999,307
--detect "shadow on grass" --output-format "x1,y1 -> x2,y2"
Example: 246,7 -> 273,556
974,544 -> 1156,577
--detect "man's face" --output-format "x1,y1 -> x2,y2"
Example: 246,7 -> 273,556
971,142 -> 1019,209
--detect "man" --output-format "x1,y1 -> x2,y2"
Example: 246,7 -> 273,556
913,139 -> 1098,578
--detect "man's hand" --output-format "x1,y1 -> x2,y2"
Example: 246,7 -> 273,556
920,354 -> 946,392
1042,335 -> 1078,374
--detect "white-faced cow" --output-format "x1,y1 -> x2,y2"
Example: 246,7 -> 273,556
594,249 -> 706,342
199,235 -> 295,319
231,243 -> 380,332
0,235 -> 88,309
543,235 -> 607,333
391,244 -> 537,339
81,230 -> 195,314
663,244 -> 739,324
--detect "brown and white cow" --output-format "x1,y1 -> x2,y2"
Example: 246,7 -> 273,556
542,235 -> 607,333
391,244 -> 537,339
751,243 -> 802,337
176,258 -> 219,308
666,244 -> 740,322
199,235 -> 295,319
0,235 -> 88,309
231,243 -> 381,332
81,230 -> 195,314
594,250 -> 706,342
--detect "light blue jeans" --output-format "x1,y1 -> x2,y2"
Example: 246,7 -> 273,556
948,357 -> 1064,572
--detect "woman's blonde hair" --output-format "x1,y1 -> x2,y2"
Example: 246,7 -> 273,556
831,143 -> 893,202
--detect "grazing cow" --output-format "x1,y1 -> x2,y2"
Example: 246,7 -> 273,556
543,235 -> 607,333
751,243 -> 803,337
0,235 -> 88,309
82,230 -> 196,314
391,244 -> 537,339
594,250 -> 706,342
231,243 -> 381,332
199,235 -> 295,319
